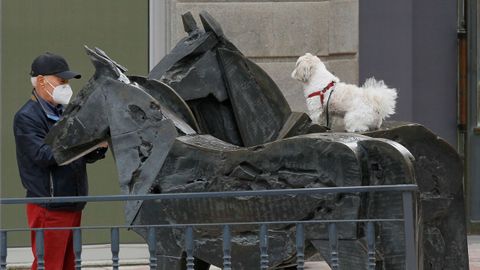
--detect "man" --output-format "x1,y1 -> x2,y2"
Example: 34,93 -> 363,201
13,52 -> 107,270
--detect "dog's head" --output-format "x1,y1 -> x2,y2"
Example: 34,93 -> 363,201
291,53 -> 326,83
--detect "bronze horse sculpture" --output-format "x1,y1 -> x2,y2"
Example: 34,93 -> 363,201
45,45 -> 417,269
45,11 -> 467,270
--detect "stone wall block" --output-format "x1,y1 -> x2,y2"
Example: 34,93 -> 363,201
271,2 -> 329,57
257,61 -> 308,112
172,3 -> 274,56
329,0 -> 358,54
171,1 -> 331,57
327,58 -> 359,84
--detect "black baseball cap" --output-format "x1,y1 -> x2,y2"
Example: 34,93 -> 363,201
30,52 -> 81,79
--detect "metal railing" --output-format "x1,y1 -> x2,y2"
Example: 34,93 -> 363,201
0,184 -> 418,270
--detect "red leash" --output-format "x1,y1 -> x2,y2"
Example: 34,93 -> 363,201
307,81 -> 336,106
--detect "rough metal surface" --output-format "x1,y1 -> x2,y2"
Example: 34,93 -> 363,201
45,45 -> 417,269
364,122 -> 469,270
193,15 -> 467,269
44,11 -> 467,270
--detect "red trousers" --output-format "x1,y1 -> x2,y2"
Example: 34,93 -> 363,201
26,204 -> 82,270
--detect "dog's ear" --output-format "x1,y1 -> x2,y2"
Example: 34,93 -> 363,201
291,58 -> 314,83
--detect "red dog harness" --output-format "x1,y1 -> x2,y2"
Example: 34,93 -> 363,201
307,81 -> 336,106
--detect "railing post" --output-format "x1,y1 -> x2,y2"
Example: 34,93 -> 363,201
366,222 -> 376,270
148,227 -> 157,270
0,231 -> 6,270
328,223 -> 339,270
111,228 -> 120,270
73,228 -> 82,270
36,229 -> 45,270
0,185 -> 419,270
259,224 -> 269,270
402,191 -> 417,270
185,226 -> 195,270
296,223 -> 305,270
223,225 -> 232,270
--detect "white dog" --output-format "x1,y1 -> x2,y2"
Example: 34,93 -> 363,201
291,53 -> 397,132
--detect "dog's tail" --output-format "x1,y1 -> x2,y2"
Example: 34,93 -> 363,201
362,77 -> 398,119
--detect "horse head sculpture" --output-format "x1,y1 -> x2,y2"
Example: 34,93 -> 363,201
149,11 -> 326,147
46,46 -> 197,222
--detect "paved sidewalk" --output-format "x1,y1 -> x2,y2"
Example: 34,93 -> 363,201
6,235 -> 480,269
471,235 -> 480,270
6,244 -> 149,269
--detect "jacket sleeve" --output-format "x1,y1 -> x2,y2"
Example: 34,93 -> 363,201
84,147 -> 108,164
13,112 -> 57,167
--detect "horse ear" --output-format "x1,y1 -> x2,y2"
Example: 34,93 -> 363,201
84,45 -> 120,78
182,12 -> 199,34
94,47 -> 128,73
199,11 -> 224,37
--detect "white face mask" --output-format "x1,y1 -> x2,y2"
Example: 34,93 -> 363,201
45,79 -> 73,105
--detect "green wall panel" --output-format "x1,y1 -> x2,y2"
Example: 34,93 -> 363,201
1,0 -> 149,246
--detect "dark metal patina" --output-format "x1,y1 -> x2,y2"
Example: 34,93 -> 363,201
45,11 -> 467,270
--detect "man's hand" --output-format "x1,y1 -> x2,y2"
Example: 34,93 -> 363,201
97,141 -> 109,148
85,142 -> 108,164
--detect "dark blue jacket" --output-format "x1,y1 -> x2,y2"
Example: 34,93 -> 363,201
13,94 -> 106,211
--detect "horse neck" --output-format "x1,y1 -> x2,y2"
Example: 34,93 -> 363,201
104,83 -> 180,224
104,83 -> 178,194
